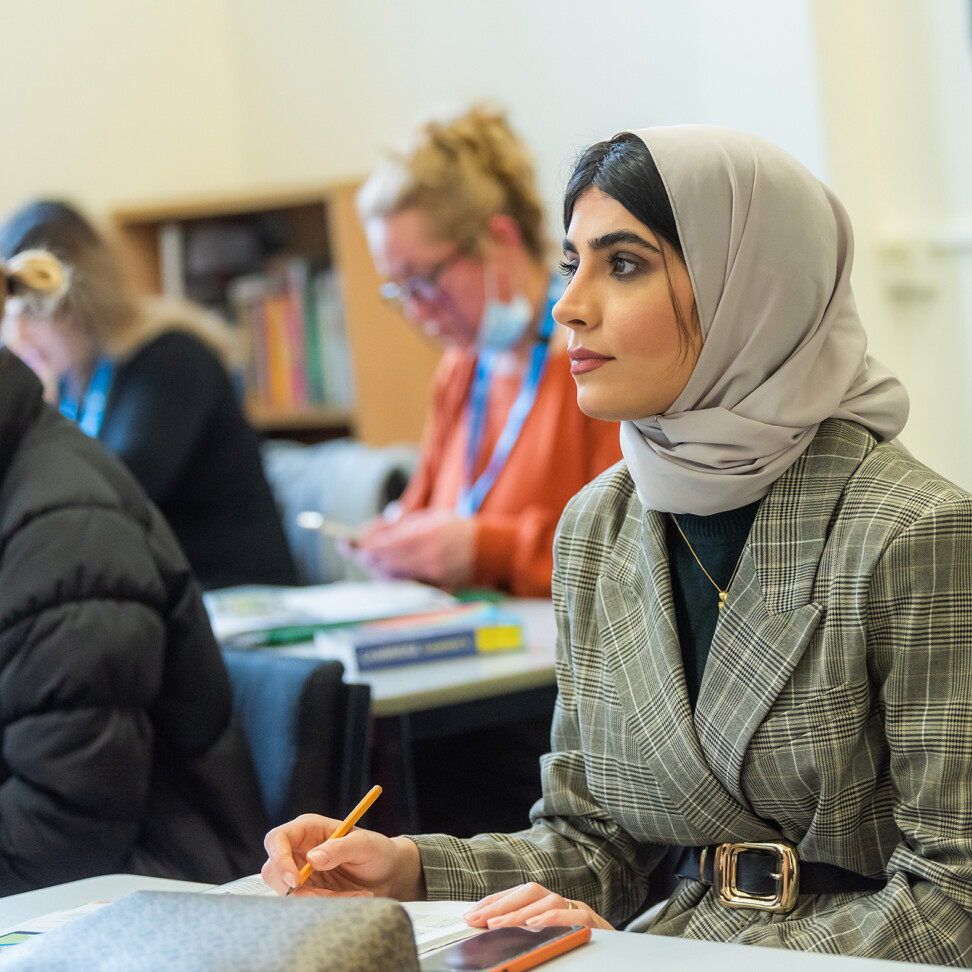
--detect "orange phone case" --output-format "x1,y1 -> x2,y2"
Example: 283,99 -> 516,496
500,925 -> 590,972
422,924 -> 591,972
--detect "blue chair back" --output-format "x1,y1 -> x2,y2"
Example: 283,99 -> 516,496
223,653 -> 371,827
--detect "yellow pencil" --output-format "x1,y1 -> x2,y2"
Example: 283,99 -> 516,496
286,785 -> 383,896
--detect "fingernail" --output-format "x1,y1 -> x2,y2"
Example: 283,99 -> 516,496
307,849 -> 328,864
526,917 -> 541,926
285,872 -> 296,889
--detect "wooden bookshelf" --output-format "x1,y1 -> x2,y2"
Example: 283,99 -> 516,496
110,182 -> 441,446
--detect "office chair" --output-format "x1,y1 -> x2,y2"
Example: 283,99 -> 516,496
222,653 -> 372,827
261,438 -> 418,584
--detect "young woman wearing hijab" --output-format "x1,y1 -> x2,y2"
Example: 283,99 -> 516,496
260,127 -> 971,964
0,200 -> 297,590
351,104 -> 622,597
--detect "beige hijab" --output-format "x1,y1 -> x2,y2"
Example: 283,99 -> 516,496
619,126 -> 909,515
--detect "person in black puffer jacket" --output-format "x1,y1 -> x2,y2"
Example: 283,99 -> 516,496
0,250 -> 268,895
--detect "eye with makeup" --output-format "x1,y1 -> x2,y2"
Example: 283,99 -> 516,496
608,253 -> 642,278
557,251 -> 643,280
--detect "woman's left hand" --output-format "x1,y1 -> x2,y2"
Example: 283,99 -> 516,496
461,882 -> 614,931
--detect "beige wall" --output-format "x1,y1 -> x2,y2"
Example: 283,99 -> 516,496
219,0 -> 826,231
812,0 -> 972,486
0,0 -> 826,223
0,0 -> 248,216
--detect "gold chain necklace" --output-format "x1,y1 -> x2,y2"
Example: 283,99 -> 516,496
670,513 -> 747,612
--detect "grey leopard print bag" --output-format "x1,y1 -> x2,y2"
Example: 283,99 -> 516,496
2,890 -> 419,971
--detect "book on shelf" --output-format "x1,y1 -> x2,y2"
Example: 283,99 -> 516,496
263,283 -> 294,409
312,602 -> 524,673
290,260 -> 325,404
226,273 -> 270,405
313,267 -> 354,408
203,579 -> 458,649
225,258 -> 353,414
158,222 -> 187,300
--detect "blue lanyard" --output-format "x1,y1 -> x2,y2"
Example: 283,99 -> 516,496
456,278 -> 560,517
59,357 -> 114,438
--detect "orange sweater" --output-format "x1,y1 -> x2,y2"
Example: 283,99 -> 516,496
399,338 -> 623,596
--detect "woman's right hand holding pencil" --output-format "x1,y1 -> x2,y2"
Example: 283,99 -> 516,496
261,813 -> 425,901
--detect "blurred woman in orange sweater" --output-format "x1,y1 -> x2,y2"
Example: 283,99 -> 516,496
352,104 -> 621,598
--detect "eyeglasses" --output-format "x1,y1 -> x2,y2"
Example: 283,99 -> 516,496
379,248 -> 467,311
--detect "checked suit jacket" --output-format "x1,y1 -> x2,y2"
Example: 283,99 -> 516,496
413,419 -> 972,965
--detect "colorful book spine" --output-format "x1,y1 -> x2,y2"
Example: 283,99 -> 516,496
282,262 -> 308,407
313,268 -> 354,407
294,260 -> 326,404
226,274 -> 271,410
263,288 -> 293,409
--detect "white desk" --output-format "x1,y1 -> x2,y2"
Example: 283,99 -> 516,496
0,874 -> 951,971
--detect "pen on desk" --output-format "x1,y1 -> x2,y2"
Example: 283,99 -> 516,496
286,785 -> 383,896
296,511 -> 363,542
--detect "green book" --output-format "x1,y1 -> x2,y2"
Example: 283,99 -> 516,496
296,260 -> 327,405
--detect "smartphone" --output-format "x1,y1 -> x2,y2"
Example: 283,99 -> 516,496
419,925 -> 591,972
295,511 -> 364,544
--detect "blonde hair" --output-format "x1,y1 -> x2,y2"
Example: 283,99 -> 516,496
357,104 -> 547,260
0,249 -> 66,318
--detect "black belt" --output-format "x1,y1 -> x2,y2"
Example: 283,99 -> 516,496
674,842 -> 885,914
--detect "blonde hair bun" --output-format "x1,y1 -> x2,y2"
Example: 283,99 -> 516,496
5,249 -> 67,300
358,102 -> 547,260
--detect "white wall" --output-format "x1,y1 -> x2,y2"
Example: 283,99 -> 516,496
0,0 -> 248,217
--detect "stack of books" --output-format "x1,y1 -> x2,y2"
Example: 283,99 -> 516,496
203,581 -> 525,674
314,602 -> 524,673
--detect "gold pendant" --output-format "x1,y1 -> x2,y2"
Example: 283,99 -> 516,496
718,591 -> 727,612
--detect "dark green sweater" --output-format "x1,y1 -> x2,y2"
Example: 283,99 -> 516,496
664,502 -> 760,708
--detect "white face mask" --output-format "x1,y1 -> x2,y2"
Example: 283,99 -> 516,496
477,263 -> 533,351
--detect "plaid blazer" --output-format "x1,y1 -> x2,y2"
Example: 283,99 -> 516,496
413,420 -> 972,965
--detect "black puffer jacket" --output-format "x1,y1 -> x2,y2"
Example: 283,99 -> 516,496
0,350 -> 267,894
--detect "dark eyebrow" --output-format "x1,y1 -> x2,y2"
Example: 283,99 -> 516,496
561,230 -> 661,255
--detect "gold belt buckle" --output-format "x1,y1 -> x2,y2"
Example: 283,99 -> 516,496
713,840 -> 799,914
